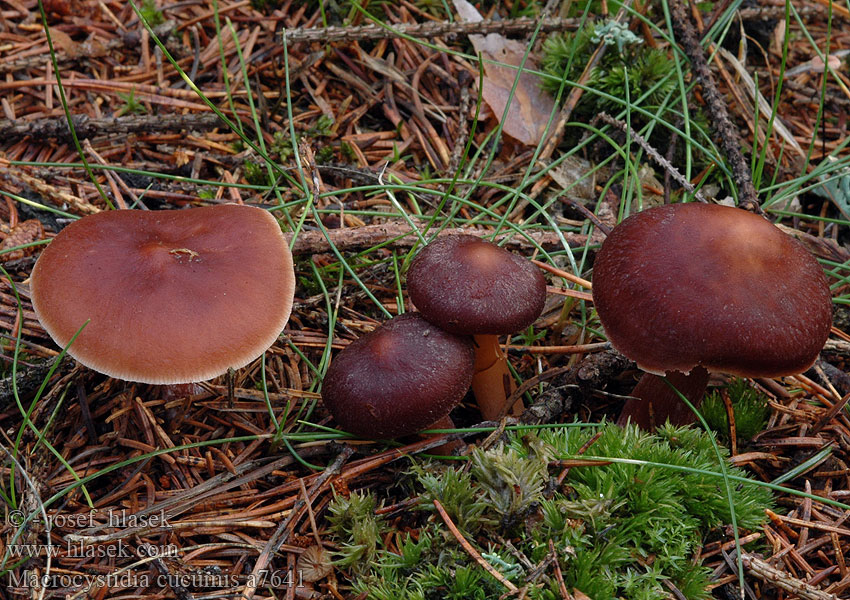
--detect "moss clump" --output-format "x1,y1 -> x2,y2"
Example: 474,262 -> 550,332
327,423 -> 772,599
541,23 -> 676,119
243,160 -> 266,186
326,490 -> 385,574
139,0 -> 164,27
701,378 -> 771,444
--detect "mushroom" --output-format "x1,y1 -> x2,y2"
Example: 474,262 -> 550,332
321,312 -> 474,440
407,234 -> 547,421
592,203 -> 833,428
31,204 -> 295,384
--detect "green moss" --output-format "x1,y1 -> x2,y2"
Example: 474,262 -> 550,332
139,0 -> 164,27
328,424 -> 772,599
541,24 -> 676,118
243,160 -> 266,186
701,378 -> 771,444
326,490 -> 385,574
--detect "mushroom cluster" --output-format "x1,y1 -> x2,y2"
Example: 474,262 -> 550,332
592,203 -> 832,428
31,204 -> 295,385
321,234 -> 547,441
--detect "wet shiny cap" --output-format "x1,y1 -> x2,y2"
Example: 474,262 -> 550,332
321,313 -> 474,439
592,203 -> 832,378
407,234 -> 547,335
31,205 -> 295,384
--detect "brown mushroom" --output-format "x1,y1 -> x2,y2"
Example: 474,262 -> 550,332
592,203 -> 833,428
407,234 -> 547,421
31,204 -> 295,384
321,312 -> 474,439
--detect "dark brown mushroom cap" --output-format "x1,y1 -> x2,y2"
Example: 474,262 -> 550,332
407,234 -> 547,335
31,205 -> 295,384
592,203 -> 832,378
321,312 -> 474,439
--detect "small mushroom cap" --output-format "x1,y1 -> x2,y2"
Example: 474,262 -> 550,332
407,234 -> 547,335
321,312 -> 474,439
592,203 -> 832,378
31,205 -> 295,384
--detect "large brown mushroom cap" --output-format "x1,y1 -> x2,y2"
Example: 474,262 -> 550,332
592,203 -> 832,378
31,205 -> 295,384
321,313 -> 474,439
407,234 -> 547,335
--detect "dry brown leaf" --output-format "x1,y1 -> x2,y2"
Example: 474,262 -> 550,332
49,28 -> 79,58
548,155 -> 597,202
453,0 -> 556,146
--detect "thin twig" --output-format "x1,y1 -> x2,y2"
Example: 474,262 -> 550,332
284,222 -> 602,255
433,499 -> 518,594
283,17 -> 579,45
668,1 -> 760,212
592,112 -> 709,203
0,113 -> 221,142
739,552 -> 839,600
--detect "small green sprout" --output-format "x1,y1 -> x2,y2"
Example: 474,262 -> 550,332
115,88 -> 147,117
139,0 -> 164,27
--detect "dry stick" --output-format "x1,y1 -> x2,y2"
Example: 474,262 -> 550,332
668,0 -> 760,212
592,112 -> 709,203
239,447 -> 354,600
0,113 -> 221,142
283,17 -> 579,45
810,392 -> 850,435
739,552 -> 838,600
448,73 -> 474,175
0,168 -> 99,215
433,499 -> 519,594
284,222 -> 600,255
548,539 -> 572,599
153,557 -> 194,600
0,21 -> 179,75
720,549 -> 759,600
559,196 -> 613,235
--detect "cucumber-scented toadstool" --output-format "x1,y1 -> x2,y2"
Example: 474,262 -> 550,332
592,203 -> 832,428
407,234 -> 547,421
321,312 -> 474,440
31,204 -> 295,384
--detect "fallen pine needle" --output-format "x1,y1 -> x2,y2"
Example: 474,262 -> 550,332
433,499 -> 518,593
547,286 -> 594,301
533,259 -> 592,289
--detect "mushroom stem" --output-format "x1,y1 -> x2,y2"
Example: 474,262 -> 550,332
471,334 -> 524,420
616,367 -> 710,430
161,383 -> 205,434
161,383 -> 205,402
